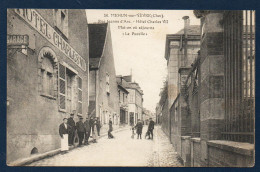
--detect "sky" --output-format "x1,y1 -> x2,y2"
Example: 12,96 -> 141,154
86,10 -> 200,113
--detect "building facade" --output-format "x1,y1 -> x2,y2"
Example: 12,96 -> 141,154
117,76 -> 129,125
162,16 -> 201,137
7,9 -> 89,163
121,75 -> 144,126
88,23 -> 120,126
160,11 -> 255,167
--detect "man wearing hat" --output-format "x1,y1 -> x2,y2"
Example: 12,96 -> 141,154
67,113 -> 76,146
148,118 -> 155,139
84,115 -> 91,145
76,116 -> 85,146
59,118 -> 69,153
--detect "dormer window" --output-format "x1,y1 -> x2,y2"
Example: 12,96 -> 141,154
54,9 -> 68,38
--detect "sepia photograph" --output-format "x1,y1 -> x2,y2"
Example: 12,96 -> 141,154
6,9 -> 255,167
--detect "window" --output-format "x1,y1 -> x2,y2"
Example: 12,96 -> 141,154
38,47 -> 58,99
58,63 -> 79,113
123,93 -> 125,103
54,9 -> 68,38
130,94 -> 134,103
41,57 -> 54,97
106,73 -> 110,94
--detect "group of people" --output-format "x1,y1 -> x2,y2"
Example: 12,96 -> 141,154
132,118 -> 155,140
58,113 -> 105,153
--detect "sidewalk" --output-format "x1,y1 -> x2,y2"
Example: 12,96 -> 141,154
8,125 -> 128,166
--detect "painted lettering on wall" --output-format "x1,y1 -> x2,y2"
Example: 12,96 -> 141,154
14,9 -> 86,71
7,34 -> 29,46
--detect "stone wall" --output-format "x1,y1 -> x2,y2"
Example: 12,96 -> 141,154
207,140 -> 254,167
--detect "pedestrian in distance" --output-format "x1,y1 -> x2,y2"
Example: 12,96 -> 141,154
67,113 -> 76,146
59,118 -> 70,154
89,116 -> 94,137
148,118 -> 155,139
84,115 -> 91,145
135,119 -> 143,139
92,118 -> 98,143
131,126 -> 135,139
108,118 -> 114,139
76,116 -> 85,146
96,117 -> 102,136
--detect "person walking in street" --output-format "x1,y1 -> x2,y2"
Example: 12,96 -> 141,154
67,113 -> 76,146
84,116 -> 91,145
92,118 -> 98,143
148,118 -> 155,139
135,119 -> 143,139
59,118 -> 70,153
76,116 -> 85,146
108,118 -> 114,139
96,117 -> 102,136
89,116 -> 94,137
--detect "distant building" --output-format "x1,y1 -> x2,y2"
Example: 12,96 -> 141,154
88,23 -> 120,126
7,9 -> 89,163
121,75 -> 144,125
116,76 -> 129,125
142,108 -> 154,125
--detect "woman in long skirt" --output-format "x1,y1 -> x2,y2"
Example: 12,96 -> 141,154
59,118 -> 69,153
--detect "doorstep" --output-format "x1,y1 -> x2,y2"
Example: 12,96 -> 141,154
8,126 -> 129,166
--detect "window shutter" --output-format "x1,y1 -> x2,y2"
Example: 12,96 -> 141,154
78,76 -> 83,115
59,63 -> 66,111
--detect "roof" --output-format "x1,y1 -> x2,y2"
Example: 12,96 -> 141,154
175,25 -> 200,35
88,23 -> 108,59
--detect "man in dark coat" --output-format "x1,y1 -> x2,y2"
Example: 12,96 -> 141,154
96,117 -> 102,136
135,119 -> 143,139
76,116 -> 85,146
84,116 -> 91,145
148,118 -> 155,139
108,118 -> 114,139
67,113 -> 76,146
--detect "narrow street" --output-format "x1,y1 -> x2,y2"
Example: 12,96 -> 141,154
27,126 -> 182,167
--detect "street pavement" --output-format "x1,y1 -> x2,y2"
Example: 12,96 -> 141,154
27,126 -> 183,167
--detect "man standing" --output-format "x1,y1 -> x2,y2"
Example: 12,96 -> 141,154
76,116 -> 85,146
67,113 -> 76,146
59,118 -> 69,153
148,118 -> 155,139
96,117 -> 102,136
84,116 -> 91,145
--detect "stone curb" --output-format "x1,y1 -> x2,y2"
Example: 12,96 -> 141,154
8,127 -> 129,166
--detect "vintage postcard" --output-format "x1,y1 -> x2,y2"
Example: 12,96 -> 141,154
6,9 -> 255,167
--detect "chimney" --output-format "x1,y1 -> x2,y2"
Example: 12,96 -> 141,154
182,16 -> 190,38
182,16 -> 190,67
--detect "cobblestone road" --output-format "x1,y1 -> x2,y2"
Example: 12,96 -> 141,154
28,126 -> 183,167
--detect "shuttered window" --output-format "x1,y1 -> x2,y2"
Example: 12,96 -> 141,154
59,63 -> 66,111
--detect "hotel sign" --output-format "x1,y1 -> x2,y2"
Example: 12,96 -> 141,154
14,9 -> 86,71
7,34 -> 29,46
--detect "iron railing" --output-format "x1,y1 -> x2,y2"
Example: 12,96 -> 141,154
223,10 -> 255,143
